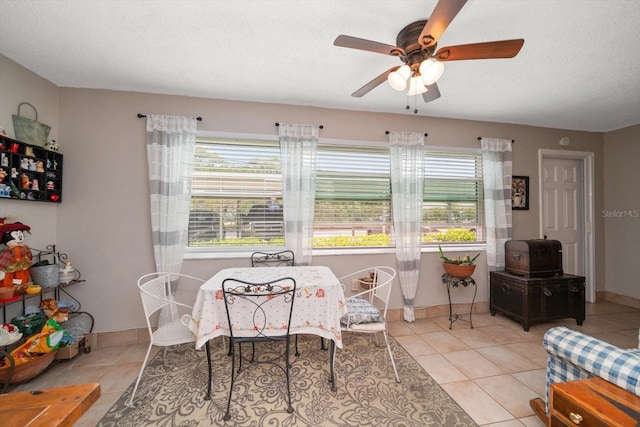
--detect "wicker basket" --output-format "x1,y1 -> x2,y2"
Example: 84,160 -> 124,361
0,350 -> 57,384
442,263 -> 476,279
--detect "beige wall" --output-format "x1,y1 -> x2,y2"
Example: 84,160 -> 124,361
0,54 -> 617,333
0,56 -> 59,257
603,124 -> 640,300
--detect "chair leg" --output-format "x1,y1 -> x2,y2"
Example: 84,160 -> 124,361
125,343 -> 153,407
382,330 -> 401,383
205,340 -> 213,400
223,343 -> 236,421
285,337 -> 294,413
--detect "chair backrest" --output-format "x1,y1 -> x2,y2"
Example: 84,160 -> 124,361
222,276 -> 296,340
338,266 -> 396,318
137,272 -> 203,332
138,273 -> 173,321
368,267 -> 396,318
250,250 -> 295,267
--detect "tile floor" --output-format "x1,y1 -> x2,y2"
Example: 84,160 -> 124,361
9,300 -> 640,426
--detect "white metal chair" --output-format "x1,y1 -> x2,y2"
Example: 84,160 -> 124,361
126,272 -> 209,407
338,266 -> 401,383
221,276 -> 297,420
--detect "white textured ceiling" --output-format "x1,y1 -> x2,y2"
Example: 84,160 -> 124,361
1,0 -> 639,132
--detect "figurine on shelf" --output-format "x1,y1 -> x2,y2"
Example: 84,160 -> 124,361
31,179 -> 39,191
0,218 -> 33,287
35,160 -> 45,173
20,158 -> 29,169
45,140 -> 60,152
40,299 -> 70,323
24,146 -> 35,157
28,158 -> 36,171
21,173 -> 30,189
11,167 -> 17,178
58,261 -> 76,284
46,180 -> 55,190
0,154 -> 7,167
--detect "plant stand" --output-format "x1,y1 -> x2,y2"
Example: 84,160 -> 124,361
442,273 -> 476,329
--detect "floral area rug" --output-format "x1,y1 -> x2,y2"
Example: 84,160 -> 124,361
99,334 -> 477,426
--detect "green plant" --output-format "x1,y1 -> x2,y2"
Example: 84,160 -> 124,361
438,245 -> 480,266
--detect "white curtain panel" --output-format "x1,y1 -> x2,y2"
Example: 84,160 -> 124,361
389,131 -> 425,322
278,123 -> 319,265
480,138 -> 513,271
146,115 -> 197,324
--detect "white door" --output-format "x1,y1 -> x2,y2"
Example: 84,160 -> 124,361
539,150 -> 595,302
541,158 -> 584,275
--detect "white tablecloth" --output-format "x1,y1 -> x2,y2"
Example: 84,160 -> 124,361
189,266 -> 347,350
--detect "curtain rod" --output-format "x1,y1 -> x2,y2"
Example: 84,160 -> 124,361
137,113 -> 202,122
477,137 -> 515,143
275,122 -> 324,129
385,131 -> 428,137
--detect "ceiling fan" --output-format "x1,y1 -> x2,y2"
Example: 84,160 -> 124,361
333,0 -> 524,106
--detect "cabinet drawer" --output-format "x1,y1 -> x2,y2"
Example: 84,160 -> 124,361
551,388 -> 609,426
550,378 -> 640,427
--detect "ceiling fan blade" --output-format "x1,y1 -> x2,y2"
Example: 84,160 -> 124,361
419,0 -> 468,48
334,35 -> 404,56
422,83 -> 441,103
352,67 -> 400,97
435,39 -> 524,61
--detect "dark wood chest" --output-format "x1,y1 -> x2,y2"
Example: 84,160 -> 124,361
505,239 -> 563,278
490,271 -> 585,331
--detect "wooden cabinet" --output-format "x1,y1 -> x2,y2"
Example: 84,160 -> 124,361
550,377 -> 640,426
489,271 -> 585,331
0,135 -> 63,203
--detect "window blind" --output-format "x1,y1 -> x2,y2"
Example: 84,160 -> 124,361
423,151 -> 483,242
189,138 -> 284,247
314,145 -> 392,247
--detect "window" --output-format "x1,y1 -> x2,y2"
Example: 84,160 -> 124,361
314,145 -> 392,248
422,151 -> 484,244
189,137 -> 284,248
188,136 -> 484,251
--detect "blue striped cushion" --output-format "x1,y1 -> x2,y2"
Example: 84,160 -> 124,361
341,298 -> 382,325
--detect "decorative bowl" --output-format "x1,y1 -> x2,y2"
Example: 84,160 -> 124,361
0,350 -> 57,384
442,263 -> 476,279
0,286 -> 15,300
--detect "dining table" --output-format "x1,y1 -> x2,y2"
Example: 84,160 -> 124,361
189,265 -> 347,392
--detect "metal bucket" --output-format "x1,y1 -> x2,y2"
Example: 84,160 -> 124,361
12,102 -> 51,147
30,263 -> 59,288
30,249 -> 60,288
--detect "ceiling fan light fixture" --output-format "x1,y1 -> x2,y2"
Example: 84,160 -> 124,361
419,58 -> 445,86
388,64 -> 411,90
407,76 -> 428,96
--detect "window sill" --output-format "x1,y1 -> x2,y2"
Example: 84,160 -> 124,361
184,243 -> 486,260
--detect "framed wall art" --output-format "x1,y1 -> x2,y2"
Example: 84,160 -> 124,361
512,176 -> 529,210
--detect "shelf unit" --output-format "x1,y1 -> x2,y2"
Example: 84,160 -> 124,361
0,280 -> 84,324
0,280 -> 92,392
0,135 -> 63,203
